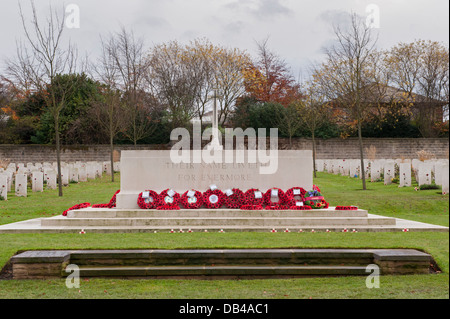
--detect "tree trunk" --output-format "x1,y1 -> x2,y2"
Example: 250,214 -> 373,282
312,131 -> 317,178
55,114 -> 63,196
357,119 -> 367,190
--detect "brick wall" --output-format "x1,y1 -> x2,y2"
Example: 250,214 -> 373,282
0,138 -> 448,163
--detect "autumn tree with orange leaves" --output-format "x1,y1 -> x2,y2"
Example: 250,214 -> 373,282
243,39 -> 301,106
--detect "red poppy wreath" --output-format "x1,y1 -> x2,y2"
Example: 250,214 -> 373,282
223,188 -> 244,209
157,189 -> 180,210
263,188 -> 287,207
181,190 -> 203,209
203,189 -> 224,209
285,187 -> 307,207
137,190 -> 159,209
243,188 -> 264,206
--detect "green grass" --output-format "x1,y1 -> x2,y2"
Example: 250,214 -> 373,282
0,172 -> 448,299
316,172 -> 449,227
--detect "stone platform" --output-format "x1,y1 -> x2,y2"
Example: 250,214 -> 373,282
9,248 -> 434,279
0,207 -> 448,233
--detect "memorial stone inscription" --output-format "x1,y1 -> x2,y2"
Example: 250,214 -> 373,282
116,150 -> 313,209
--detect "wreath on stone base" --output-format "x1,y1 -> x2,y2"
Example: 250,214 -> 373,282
263,187 -> 287,206
157,189 -> 181,210
203,189 -> 224,209
303,190 -> 329,209
180,190 -> 203,209
243,188 -> 264,206
223,188 -> 244,209
137,190 -> 159,209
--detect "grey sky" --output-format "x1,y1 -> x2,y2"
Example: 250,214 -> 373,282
1,0 -> 448,79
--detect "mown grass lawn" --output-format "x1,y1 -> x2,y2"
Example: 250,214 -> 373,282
0,172 -> 448,299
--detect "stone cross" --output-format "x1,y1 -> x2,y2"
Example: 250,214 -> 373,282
206,89 -> 223,151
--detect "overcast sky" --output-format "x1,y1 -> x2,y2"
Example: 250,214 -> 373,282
1,0 -> 448,79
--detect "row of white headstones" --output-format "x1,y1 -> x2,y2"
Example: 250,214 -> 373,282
316,158 -> 449,194
0,161 -> 120,200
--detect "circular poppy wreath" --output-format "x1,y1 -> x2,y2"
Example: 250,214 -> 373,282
223,188 -> 244,209
137,190 -> 159,209
240,204 -> 263,210
243,188 -> 264,206
180,190 -> 204,209
203,189 -> 224,209
62,202 -> 91,216
304,190 -> 328,209
335,206 -> 358,210
263,188 -> 287,206
157,189 -> 181,210
285,187 -> 307,207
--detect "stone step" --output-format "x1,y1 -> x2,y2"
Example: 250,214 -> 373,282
41,216 -> 396,227
67,208 -> 369,219
10,249 -> 433,279
68,249 -> 374,266
72,265 -> 369,278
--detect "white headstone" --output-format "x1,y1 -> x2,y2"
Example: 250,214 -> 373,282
103,162 -> 112,176
70,167 -> 79,183
5,170 -> 13,192
46,171 -> 57,190
399,163 -> 411,187
361,160 -> 370,180
78,166 -> 87,182
435,161 -> 449,186
333,160 -> 340,175
383,162 -> 395,185
86,163 -> 96,180
315,160 -> 324,172
417,163 -> 432,186
95,163 -> 102,178
370,161 -> 382,182
61,168 -> 69,186
441,164 -> 449,195
349,160 -> 360,178
32,171 -> 44,192
0,174 -> 7,200
15,173 -> 27,197
340,160 -> 349,175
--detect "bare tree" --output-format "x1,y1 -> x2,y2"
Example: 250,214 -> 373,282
387,40 -> 449,137
90,87 -> 124,182
295,84 -> 330,177
313,13 -> 378,190
5,1 -> 80,196
274,102 -> 302,148
100,27 -> 150,145
147,41 -> 202,129
214,47 -> 251,126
